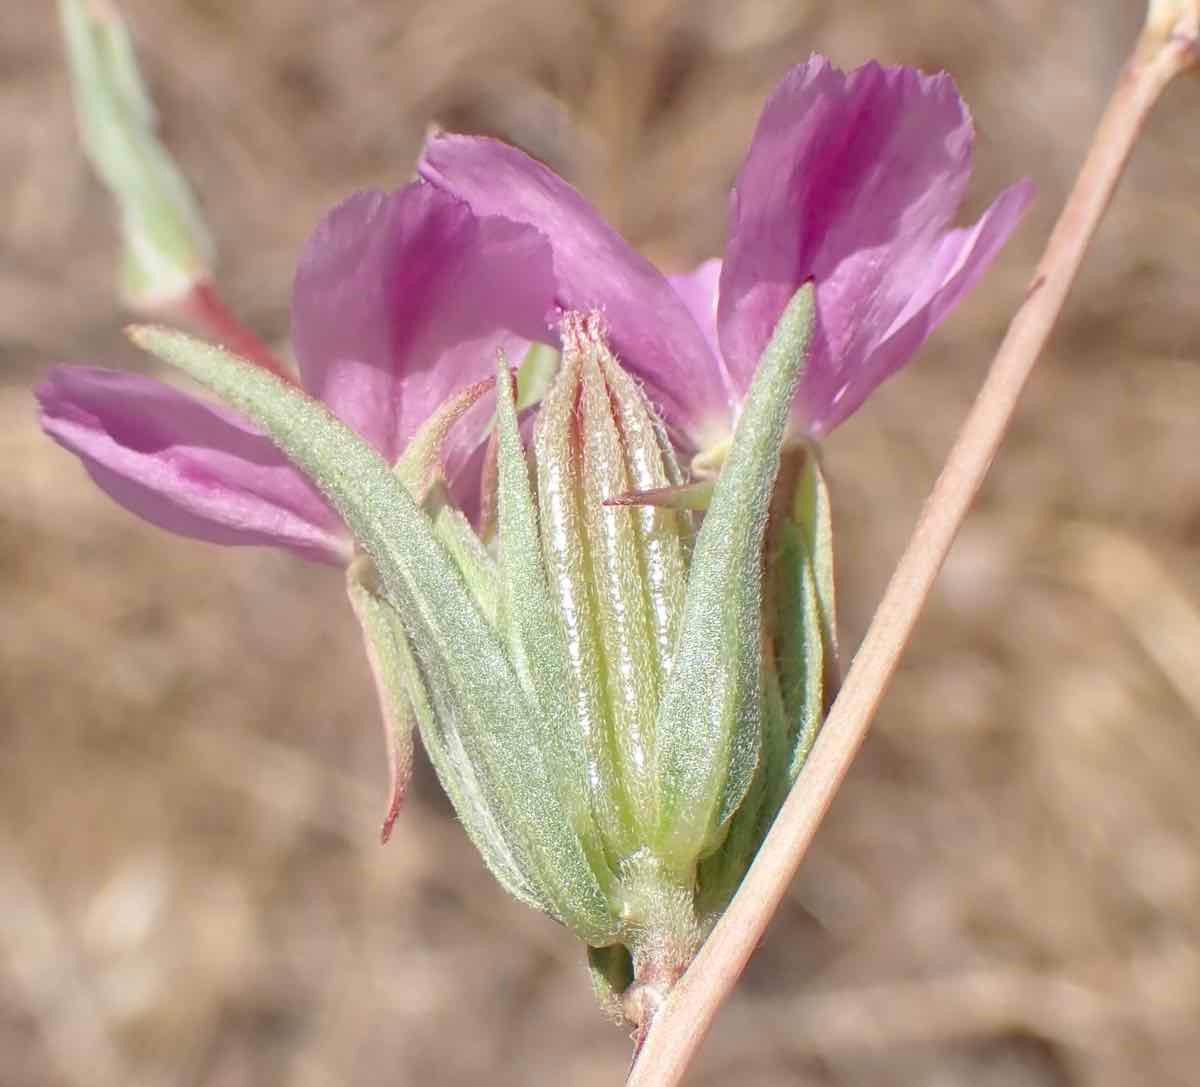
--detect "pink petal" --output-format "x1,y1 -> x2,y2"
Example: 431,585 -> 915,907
720,57 -> 1028,432
37,366 -> 351,564
291,183 -> 557,464
418,133 -> 733,453
668,258 -> 723,364
804,178 -> 1035,435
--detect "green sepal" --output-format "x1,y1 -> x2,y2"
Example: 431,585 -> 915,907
651,284 -> 815,871
533,344 -> 634,861
591,344 -> 692,840
425,487 -> 499,625
770,444 -> 838,783
394,376 -> 495,501
493,352 -> 615,890
130,326 -> 617,942
346,562 -> 550,908
346,560 -> 418,846
579,346 -> 662,838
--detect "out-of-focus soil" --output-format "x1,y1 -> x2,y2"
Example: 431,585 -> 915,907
4,2 -> 1200,1084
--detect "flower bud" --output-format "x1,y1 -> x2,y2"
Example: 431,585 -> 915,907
59,0 -> 214,308
530,312 -> 691,864
494,290 -> 825,1017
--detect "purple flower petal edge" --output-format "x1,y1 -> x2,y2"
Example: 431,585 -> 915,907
418,133 -> 736,453
718,55 -> 1033,436
804,177 -> 1035,435
37,366 -> 351,564
291,182 -> 559,466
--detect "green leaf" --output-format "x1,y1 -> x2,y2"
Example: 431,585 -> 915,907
130,326 -> 616,941
651,283 -> 815,871
696,443 -> 840,915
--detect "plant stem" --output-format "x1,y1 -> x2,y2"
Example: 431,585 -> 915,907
627,23 -> 1196,1087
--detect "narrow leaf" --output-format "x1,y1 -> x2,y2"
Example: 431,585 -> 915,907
694,655 -> 788,920
793,445 -> 838,671
425,486 -> 499,624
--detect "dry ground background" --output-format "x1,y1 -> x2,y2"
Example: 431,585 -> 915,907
3,2 -> 1200,1084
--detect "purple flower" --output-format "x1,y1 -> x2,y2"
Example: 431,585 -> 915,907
38,183 -> 557,563
419,55 -> 1034,456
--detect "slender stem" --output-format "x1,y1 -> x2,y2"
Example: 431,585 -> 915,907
178,280 -> 295,382
627,26 -> 1196,1087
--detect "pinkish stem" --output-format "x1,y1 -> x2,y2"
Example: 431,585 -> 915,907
626,18 -> 1196,1087
179,281 -> 295,383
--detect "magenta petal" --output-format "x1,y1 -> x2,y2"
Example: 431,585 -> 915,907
719,58 -> 986,401
291,183 -> 557,464
37,367 -> 351,564
419,133 -> 734,452
668,259 -> 723,363
803,178 -> 1035,435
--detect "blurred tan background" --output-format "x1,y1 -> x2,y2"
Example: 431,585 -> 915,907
4,2 -> 1200,1084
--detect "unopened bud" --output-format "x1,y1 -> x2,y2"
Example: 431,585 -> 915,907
532,311 -> 692,862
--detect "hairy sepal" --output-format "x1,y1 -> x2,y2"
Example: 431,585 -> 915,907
347,566 -> 551,907
130,326 -> 616,941
394,375 -> 496,501
771,445 -> 838,787
346,562 -> 418,847
493,352 -> 615,890
651,284 -> 815,871
533,347 -> 634,861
